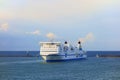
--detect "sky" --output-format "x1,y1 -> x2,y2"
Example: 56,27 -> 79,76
0,0 -> 120,51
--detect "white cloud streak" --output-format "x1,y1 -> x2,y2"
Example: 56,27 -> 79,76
26,30 -> 40,35
0,23 -> 9,31
79,32 -> 94,43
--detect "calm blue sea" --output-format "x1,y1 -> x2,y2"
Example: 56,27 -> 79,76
0,51 -> 120,57
0,56 -> 120,80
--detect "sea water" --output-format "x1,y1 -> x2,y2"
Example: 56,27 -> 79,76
0,57 -> 120,80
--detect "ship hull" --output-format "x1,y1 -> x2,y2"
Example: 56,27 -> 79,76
41,54 -> 87,62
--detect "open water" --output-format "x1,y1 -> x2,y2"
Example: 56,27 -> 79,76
0,57 -> 120,80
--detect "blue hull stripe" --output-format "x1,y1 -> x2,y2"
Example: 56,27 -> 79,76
41,54 -> 84,56
46,58 -> 87,62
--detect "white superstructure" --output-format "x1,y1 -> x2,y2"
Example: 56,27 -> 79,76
40,41 -> 87,62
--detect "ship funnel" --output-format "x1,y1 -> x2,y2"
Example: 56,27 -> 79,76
78,41 -> 81,44
64,41 -> 70,47
64,41 -> 68,44
77,41 -> 82,50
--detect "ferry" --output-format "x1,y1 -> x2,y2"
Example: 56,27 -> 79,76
40,41 -> 87,62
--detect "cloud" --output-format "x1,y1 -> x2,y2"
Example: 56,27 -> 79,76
26,30 -> 40,35
0,23 -> 9,31
46,32 -> 56,40
79,32 -> 94,43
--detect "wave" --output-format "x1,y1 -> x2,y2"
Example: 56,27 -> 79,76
0,60 -> 44,65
